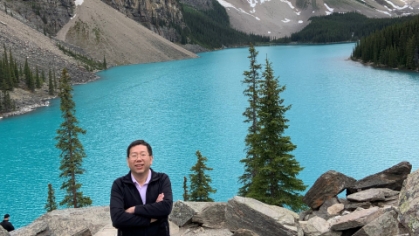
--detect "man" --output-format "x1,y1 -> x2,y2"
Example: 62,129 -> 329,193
110,140 -> 173,236
0,214 -> 14,232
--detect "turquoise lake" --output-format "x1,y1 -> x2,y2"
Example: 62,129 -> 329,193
1,43 -> 419,228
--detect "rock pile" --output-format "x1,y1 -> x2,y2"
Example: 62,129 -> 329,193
5,161 -> 419,236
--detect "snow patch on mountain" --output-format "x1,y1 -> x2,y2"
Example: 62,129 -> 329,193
75,0 -> 84,6
384,0 -> 408,10
376,9 -> 392,16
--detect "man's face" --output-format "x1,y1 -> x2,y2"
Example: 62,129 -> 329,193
127,144 -> 153,176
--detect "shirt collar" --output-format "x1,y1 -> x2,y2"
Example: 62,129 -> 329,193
131,170 -> 152,186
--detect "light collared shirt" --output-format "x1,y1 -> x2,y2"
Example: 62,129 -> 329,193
131,170 -> 152,204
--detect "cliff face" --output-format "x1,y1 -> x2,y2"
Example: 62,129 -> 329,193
101,0 -> 184,41
0,0 -> 74,35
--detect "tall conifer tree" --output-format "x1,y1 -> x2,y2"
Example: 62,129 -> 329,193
246,58 -> 306,211
238,44 -> 262,196
55,68 -> 92,208
45,183 -> 58,212
183,176 -> 189,201
189,150 -> 216,202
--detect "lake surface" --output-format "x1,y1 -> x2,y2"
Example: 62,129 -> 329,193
1,43 -> 419,228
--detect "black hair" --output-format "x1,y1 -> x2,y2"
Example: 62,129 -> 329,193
126,140 -> 153,157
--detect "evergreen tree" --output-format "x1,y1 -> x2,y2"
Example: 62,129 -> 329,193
183,176 -> 189,201
24,58 -> 34,91
103,56 -> 107,70
45,183 -> 58,212
55,68 -> 92,208
238,44 -> 262,196
41,70 -> 46,83
35,66 -> 41,89
189,150 -> 216,202
246,58 -> 306,211
53,70 -> 57,90
48,69 -> 54,95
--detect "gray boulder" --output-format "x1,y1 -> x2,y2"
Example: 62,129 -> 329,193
176,226 -> 233,236
0,226 -> 10,236
347,188 -> 400,202
192,202 -> 227,229
226,196 -> 303,236
398,168 -> 419,235
304,171 -> 356,209
169,201 -> 209,227
11,206 -> 110,236
314,197 -> 342,220
300,216 -> 341,236
339,198 -> 372,211
352,207 -> 399,236
232,229 -> 259,236
347,161 -> 411,194
330,207 -> 381,231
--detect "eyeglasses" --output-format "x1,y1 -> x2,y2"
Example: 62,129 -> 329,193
129,153 -> 149,160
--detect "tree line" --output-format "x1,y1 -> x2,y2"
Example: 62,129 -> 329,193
178,0 -> 270,49
0,45 -> 60,114
274,12 -> 416,44
351,15 -> 419,70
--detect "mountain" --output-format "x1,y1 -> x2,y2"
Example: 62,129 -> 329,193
0,0 -> 197,117
218,0 -> 419,38
56,0 -> 196,66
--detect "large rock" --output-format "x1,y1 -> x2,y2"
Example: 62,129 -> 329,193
347,161 -> 412,194
169,201 -> 210,227
192,202 -> 227,229
352,207 -> 399,236
300,216 -> 341,236
347,188 -> 399,202
226,196 -> 303,236
176,226 -> 233,236
330,207 -> 382,231
0,226 -> 10,236
398,168 -> 419,235
232,229 -> 259,236
304,171 -> 356,209
11,206 -> 110,236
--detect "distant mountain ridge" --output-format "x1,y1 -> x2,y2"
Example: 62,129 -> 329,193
218,0 -> 419,38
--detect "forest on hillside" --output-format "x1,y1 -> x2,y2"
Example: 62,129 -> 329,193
351,15 -> 419,71
178,0 -> 270,49
275,12 -> 416,43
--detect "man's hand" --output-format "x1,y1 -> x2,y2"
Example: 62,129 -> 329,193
156,193 -> 164,202
125,206 -> 135,214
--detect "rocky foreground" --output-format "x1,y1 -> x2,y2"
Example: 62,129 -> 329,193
2,161 -> 418,236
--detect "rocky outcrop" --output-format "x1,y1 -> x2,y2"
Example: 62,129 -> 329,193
398,167 -> 419,235
10,162 -> 419,236
347,161 -> 412,194
303,171 -> 356,209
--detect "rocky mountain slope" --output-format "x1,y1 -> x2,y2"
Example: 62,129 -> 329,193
0,0 -> 197,118
56,0 -> 196,66
219,0 -> 419,38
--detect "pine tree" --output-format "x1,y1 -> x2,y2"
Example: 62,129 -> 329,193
189,150 -> 216,202
24,58 -> 34,91
48,69 -> 54,95
55,68 -> 92,208
183,176 -> 189,201
238,44 -> 262,196
246,58 -> 306,211
103,56 -> 107,70
35,66 -> 41,89
45,183 -> 58,212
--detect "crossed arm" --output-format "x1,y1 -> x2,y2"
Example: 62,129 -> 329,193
110,175 -> 173,229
